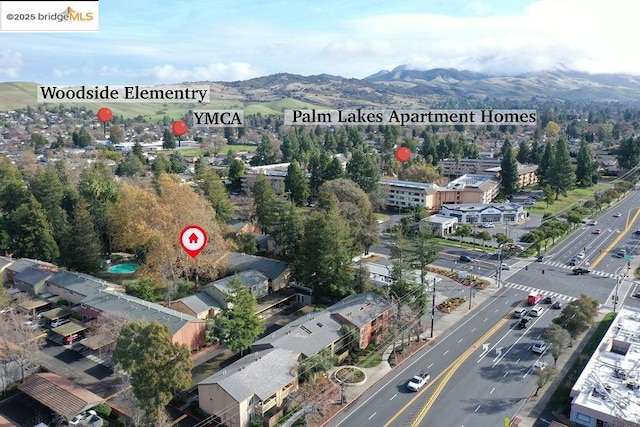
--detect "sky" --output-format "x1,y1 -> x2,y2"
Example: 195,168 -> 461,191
0,0 -> 637,85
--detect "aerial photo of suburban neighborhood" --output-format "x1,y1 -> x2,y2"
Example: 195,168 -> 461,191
2,1 -> 640,427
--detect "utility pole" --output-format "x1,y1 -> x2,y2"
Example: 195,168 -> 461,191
430,277 -> 436,338
469,280 -> 475,310
614,276 -> 621,313
496,246 -> 503,288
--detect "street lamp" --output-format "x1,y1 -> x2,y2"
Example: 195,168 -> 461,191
614,276 -> 621,313
430,278 -> 436,338
469,280 -> 475,310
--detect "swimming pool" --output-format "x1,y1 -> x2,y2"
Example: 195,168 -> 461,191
107,263 -> 139,274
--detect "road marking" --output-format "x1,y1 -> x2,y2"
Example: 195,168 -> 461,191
443,350 -> 449,356
475,405 -> 481,412
490,387 -> 495,394
495,308 -> 499,312
516,358 -> 520,364
427,362 -> 434,369
590,207 -> 640,269
483,318 -> 488,322
503,371 -> 509,378
369,412 -> 376,420
505,300 -> 509,304
390,394 -> 397,401
458,338 -> 463,343
471,327 -> 476,332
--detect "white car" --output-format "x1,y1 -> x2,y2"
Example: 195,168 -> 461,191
22,321 -> 39,330
530,306 -> 544,317
501,263 -> 511,270
575,252 -> 585,260
533,360 -> 547,371
407,372 -> 431,391
51,318 -> 70,328
514,308 -> 528,318
481,222 -> 495,228
614,212 -> 622,218
532,341 -> 548,354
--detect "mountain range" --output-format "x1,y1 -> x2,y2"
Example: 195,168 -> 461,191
2,65 -> 640,113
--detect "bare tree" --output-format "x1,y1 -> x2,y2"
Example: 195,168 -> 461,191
0,310 -> 44,383
86,311 -> 130,347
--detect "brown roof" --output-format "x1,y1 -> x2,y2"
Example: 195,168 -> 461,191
0,414 -> 18,426
51,319 -> 88,337
80,333 -> 116,350
18,299 -> 51,311
18,372 -> 104,420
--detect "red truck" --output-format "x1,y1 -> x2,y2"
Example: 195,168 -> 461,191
527,292 -> 543,306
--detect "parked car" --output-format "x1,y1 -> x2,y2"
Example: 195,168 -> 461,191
64,334 -> 82,345
22,321 -> 39,330
532,341 -> 548,354
532,360 -> 547,371
50,318 -> 70,328
407,372 -> 431,391
459,255 -> 472,262
614,212 -> 622,218
481,222 -> 495,228
617,249 -> 627,258
573,267 -> 590,275
530,306 -> 544,317
552,300 -> 563,309
634,292 -> 640,299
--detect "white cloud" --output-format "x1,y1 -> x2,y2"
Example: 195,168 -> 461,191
0,51 -> 23,78
151,63 -> 259,83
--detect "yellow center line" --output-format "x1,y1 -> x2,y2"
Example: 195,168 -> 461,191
589,208 -> 640,269
383,304 -> 524,427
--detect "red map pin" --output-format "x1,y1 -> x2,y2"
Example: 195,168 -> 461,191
395,146 -> 412,163
97,107 -> 113,123
172,120 -> 187,137
179,225 -> 207,258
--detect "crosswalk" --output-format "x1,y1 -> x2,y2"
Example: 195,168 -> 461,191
502,281 -> 577,303
536,260 -> 619,278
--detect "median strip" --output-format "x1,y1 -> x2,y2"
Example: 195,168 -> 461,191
589,208 -> 640,269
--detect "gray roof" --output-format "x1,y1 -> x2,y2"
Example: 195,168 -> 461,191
7,258 -> 42,274
206,270 -> 268,293
224,253 -> 288,281
175,292 -> 222,315
81,289 -> 203,334
14,266 -> 56,286
0,256 -> 14,271
252,309 -> 343,359
46,270 -> 115,297
328,292 -> 391,329
199,348 -> 299,402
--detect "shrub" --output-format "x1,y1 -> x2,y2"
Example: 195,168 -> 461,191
93,403 -> 112,418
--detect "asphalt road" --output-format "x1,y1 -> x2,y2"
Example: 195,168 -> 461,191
327,286 -> 522,427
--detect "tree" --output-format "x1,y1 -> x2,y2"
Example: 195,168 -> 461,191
500,140 -> 519,197
1,195 -> 59,262
213,277 -> 265,354
542,324 -> 570,367
270,198 -> 304,262
545,121 -> 560,137
552,294 -> 599,346
228,158 -> 245,192
109,125 -> 125,144
476,230 -> 492,246
115,153 -> 145,177
617,136 -> 640,170
78,162 -> 119,254
408,230 -> 442,318
162,128 -> 176,149
60,199 -> 103,274
533,366 -> 557,396
107,175 -> 228,285
252,174 -> 277,233
398,163 -> 440,183
235,233 -> 258,255
543,184 -> 555,208
516,141 -> 531,164
284,161 -> 310,206
575,140 -> 598,186
30,132 -> 48,149
538,142 -> 554,185
293,209 -> 354,299
454,224 -> 472,246
198,171 -> 234,222
29,163 -> 70,243
251,133 -> 277,166
346,149 -> 381,193
112,321 -> 192,424
548,138 -> 576,199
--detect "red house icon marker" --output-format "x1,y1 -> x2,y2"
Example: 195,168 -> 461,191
189,233 -> 198,244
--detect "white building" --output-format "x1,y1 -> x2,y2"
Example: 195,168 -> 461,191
570,306 -> 640,426
440,203 -> 526,224
420,214 -> 459,236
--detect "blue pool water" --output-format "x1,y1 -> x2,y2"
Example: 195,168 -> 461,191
107,263 -> 139,274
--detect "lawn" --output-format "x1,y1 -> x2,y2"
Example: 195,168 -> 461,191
159,143 -> 258,157
546,312 -> 617,414
527,184 -> 607,217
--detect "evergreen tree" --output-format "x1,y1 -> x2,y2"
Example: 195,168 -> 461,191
228,158 -> 245,192
213,277 -> 265,354
270,198 -> 304,262
198,171 -> 234,222
529,139 -> 542,164
252,174 -> 276,232
78,162 -> 119,254
346,148 -> 380,193
60,199 -> 103,274
538,142 -> 554,185
575,140 -> 598,186
113,321 -> 192,425
162,128 -> 176,149
293,209 -> 354,299
284,161 -> 310,206
500,140 -> 520,197
29,164 -> 69,243
132,141 -> 145,163
115,153 -> 145,177
517,141 -> 531,164
617,136 -> 640,170
548,137 -> 576,199
251,133 -> 277,166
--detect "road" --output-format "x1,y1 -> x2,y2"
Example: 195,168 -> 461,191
333,190 -> 640,426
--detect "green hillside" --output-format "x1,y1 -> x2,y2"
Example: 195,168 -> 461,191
0,83 -> 328,119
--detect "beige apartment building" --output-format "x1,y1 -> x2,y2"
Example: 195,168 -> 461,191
438,158 -> 539,188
